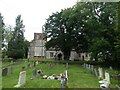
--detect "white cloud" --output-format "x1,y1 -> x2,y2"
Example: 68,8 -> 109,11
0,0 -> 77,41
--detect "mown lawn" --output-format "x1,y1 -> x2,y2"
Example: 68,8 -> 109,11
2,60 -> 119,88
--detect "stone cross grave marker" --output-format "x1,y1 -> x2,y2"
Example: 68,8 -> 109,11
98,67 -> 104,79
14,71 -> 26,87
2,67 -> 8,76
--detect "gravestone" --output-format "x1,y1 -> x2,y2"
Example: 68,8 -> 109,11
98,67 -> 104,80
38,69 -> 43,76
33,68 -> 37,78
86,64 -> 88,69
33,62 -> 36,67
14,71 -> 26,87
94,68 -> 98,77
2,67 -> 8,76
36,61 -> 39,65
30,64 -> 33,68
99,72 -> 110,89
90,65 -> 94,74
84,63 -> 86,68
48,63 -> 52,70
66,63 -> 68,70
27,63 -> 30,68
61,74 -> 66,89
109,66 -> 113,70
88,64 -> 91,70
9,67 -> 13,74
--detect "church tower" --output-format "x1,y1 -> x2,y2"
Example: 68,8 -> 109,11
28,33 -> 46,58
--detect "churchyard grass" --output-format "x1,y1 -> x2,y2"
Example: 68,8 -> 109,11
2,59 -> 119,88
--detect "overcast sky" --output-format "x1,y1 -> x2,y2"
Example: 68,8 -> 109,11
0,0 -> 78,41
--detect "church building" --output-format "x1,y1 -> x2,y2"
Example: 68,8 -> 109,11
28,33 -> 90,61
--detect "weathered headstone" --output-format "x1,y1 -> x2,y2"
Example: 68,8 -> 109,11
99,72 -> 110,89
2,67 -> 8,76
33,68 -> 37,78
90,65 -> 94,74
98,67 -> 104,79
88,64 -> 91,70
14,71 -> 26,87
33,61 -> 36,67
94,68 -> 98,77
36,61 -> 39,65
27,63 -> 30,68
109,66 -> 113,70
86,64 -> 88,69
38,69 -> 43,76
9,67 -> 13,74
66,63 -> 68,70
84,63 -> 86,68
48,63 -> 52,70
61,74 -> 66,89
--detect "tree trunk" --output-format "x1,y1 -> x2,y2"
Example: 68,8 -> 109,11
63,51 -> 71,60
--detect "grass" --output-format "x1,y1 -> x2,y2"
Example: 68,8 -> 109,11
1,59 -> 119,88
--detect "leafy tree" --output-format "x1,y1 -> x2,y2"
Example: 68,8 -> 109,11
23,40 -> 30,58
0,13 -> 5,49
8,15 -> 25,59
0,13 -> 5,58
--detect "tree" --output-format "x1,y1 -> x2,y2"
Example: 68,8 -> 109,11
0,13 -> 5,49
23,40 -> 30,58
8,15 -> 25,59
0,13 -> 5,58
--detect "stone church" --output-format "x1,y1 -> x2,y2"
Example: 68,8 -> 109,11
28,33 -> 90,61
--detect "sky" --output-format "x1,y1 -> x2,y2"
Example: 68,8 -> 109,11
0,0 -> 78,41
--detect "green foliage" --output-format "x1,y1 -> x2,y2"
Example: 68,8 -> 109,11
44,2 -> 118,63
0,13 -> 5,48
8,15 -> 25,59
23,40 -> 30,58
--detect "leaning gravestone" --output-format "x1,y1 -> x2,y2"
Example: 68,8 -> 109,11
14,71 -> 26,87
2,67 -> 8,76
99,71 -> 110,89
